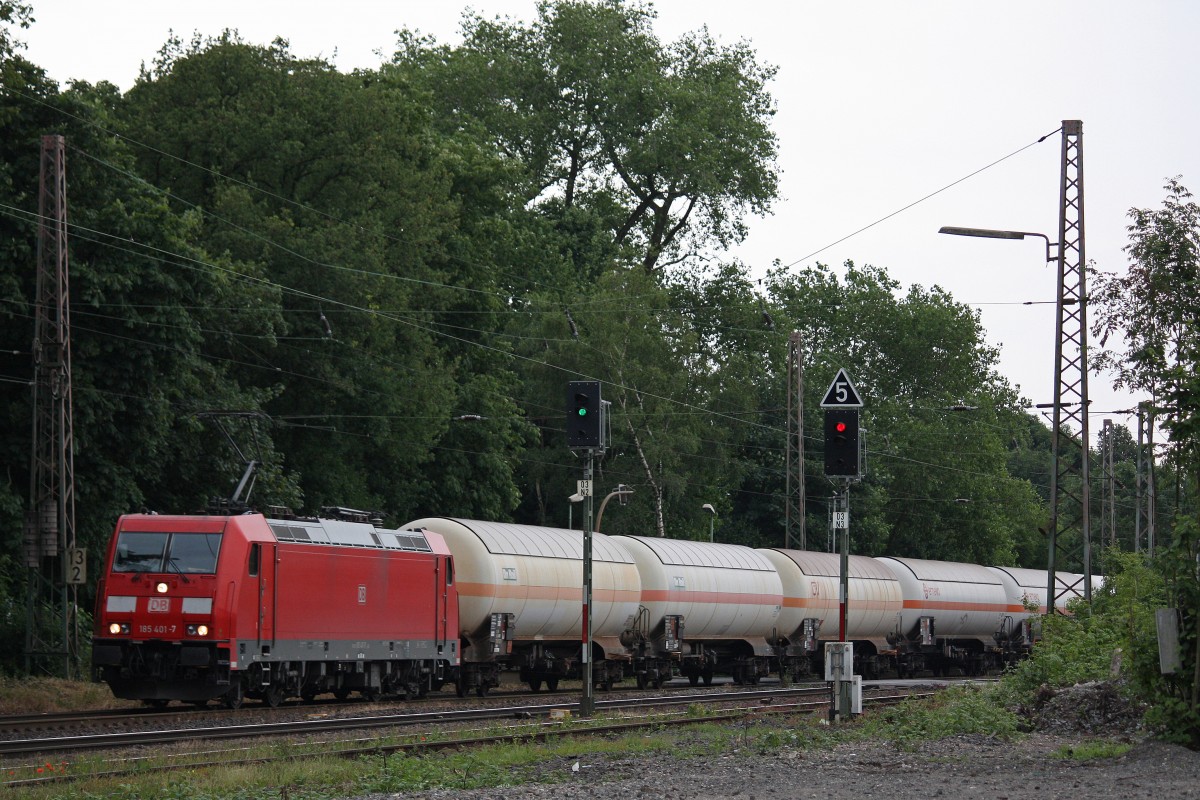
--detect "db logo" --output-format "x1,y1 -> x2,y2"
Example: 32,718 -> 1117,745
148,598 -> 171,614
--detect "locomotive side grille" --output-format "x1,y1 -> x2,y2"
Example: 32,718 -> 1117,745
269,520 -> 432,553
270,524 -> 311,541
395,534 -> 432,552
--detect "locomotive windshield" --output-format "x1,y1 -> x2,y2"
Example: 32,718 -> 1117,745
113,531 -> 223,574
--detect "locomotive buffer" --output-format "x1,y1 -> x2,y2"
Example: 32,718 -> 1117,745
821,368 -> 863,721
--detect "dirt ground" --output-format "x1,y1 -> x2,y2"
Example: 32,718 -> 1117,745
370,681 -> 1200,800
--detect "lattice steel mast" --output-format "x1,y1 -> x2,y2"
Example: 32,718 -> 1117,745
785,331 -> 806,550
1046,120 -> 1091,608
23,134 -> 79,676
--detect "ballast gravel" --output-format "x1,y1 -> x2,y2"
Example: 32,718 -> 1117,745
359,732 -> 1200,800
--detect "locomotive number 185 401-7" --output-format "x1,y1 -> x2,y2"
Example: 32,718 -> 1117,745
138,624 -> 177,635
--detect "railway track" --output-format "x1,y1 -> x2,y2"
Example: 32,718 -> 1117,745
0,684 -> 834,755
1,682 -> 943,790
0,681 -> 964,791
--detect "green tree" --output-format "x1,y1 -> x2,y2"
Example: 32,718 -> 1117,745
119,34 -> 535,520
761,262 -> 1042,563
1091,177 -> 1200,742
1093,178 -> 1200,477
391,0 -> 780,273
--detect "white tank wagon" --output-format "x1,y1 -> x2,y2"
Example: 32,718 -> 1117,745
404,518 -> 642,693
615,537 -> 783,686
759,549 -> 903,679
875,556 -> 1023,677
985,565 -> 1056,662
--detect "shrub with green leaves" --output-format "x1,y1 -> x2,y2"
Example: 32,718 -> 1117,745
862,685 -> 1020,748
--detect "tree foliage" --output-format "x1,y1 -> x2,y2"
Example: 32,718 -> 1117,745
0,2 -> 1081,678
393,0 -> 779,273
1089,177 -> 1200,744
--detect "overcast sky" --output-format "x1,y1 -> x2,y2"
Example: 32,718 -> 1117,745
15,1 -> 1200,442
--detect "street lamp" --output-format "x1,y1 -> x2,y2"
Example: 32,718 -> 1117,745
701,503 -> 716,542
938,218 -> 1092,611
938,227 -> 1055,264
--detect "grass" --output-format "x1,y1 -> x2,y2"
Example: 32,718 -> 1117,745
0,676 -> 137,715
859,684 -> 1021,749
1051,740 -> 1133,761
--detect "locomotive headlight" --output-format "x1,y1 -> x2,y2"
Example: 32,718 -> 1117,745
108,622 -> 130,635
186,624 -> 210,637
155,582 -> 169,594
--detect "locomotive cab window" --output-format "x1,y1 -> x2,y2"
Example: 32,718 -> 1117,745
248,543 -> 261,577
112,531 -> 222,574
113,531 -> 168,573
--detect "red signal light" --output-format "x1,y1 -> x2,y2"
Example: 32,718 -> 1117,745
835,421 -> 847,433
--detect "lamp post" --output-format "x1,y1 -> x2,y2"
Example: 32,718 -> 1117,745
701,503 -> 716,542
594,485 -> 633,533
938,210 -> 1091,611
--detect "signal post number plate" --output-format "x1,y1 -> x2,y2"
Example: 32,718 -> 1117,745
577,480 -> 591,497
833,511 -> 849,530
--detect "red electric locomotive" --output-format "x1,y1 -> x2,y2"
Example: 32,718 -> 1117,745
92,508 -> 459,708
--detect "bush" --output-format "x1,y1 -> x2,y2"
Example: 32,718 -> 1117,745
862,684 -> 1020,747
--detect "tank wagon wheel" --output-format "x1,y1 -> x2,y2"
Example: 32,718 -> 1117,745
476,684 -> 489,698
687,674 -> 699,687
333,687 -> 351,701
636,673 -> 648,690
530,678 -> 544,692
300,686 -> 318,703
361,687 -> 380,702
546,678 -> 559,692
224,680 -> 244,710
702,669 -> 714,686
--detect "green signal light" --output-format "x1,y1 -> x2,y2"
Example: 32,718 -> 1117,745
577,408 -> 588,416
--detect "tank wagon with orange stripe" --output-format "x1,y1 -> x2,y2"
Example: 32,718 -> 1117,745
875,556 -> 1028,677
405,518 -> 645,695
759,549 -> 903,680
616,537 -> 784,687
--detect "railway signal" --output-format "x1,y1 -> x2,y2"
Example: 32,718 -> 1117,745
823,409 -> 860,477
567,381 -> 603,450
